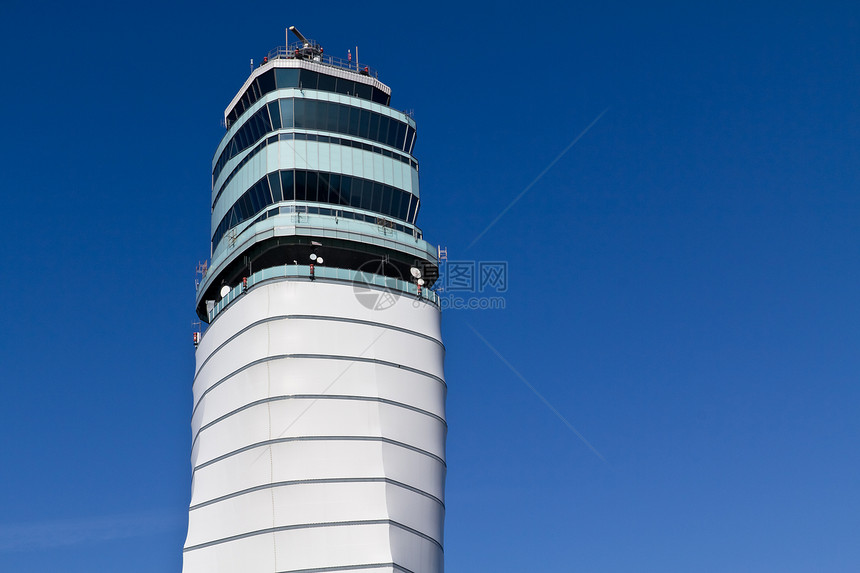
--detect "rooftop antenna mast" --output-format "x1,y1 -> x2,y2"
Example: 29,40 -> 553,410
289,26 -> 322,60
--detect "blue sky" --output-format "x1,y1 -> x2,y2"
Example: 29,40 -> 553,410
1,1 -> 858,571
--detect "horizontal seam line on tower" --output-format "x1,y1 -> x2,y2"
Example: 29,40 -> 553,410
195,313 -> 444,381
274,562 -> 415,573
192,353 -> 446,419
188,477 -> 444,511
192,394 -> 446,451
192,436 -> 446,473
182,519 -> 443,553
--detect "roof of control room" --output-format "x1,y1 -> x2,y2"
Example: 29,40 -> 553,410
225,26 -> 393,128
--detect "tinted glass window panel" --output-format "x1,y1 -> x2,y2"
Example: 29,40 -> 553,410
371,182 -> 383,212
397,192 -> 410,220
236,128 -> 248,153
355,83 -> 372,100
244,117 -> 257,145
359,109 -> 371,139
388,120 -> 399,148
302,100 -> 315,129
295,170 -> 307,201
390,190 -> 402,220
378,116 -> 390,147
326,103 -> 339,132
251,182 -> 265,213
381,186 -> 394,215
247,117 -> 260,144
299,70 -> 318,90
337,105 -> 350,134
239,194 -> 253,220
313,100 -> 327,130
258,112 -> 269,138
318,173 -> 330,203
406,195 -> 414,222
248,183 -> 262,213
261,179 -> 273,207
335,78 -> 354,95
262,177 -> 274,204
280,170 -> 294,201
275,68 -> 299,88
257,111 -> 268,138
268,172 -> 282,202
280,99 -> 294,127
260,106 -> 272,133
340,176 -> 353,206
372,89 -> 388,105
329,174 -> 342,203
368,112 -> 380,141
258,70 -> 276,95
293,99 -> 306,128
347,106 -> 360,136
395,121 -> 406,150
317,73 -> 336,93
358,179 -> 372,210
305,172 -> 318,202
268,102 -> 281,130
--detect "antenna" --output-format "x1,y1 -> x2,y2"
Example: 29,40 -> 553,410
289,26 -> 310,47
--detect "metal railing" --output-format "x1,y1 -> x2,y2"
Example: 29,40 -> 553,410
264,42 -> 379,79
208,264 -> 438,322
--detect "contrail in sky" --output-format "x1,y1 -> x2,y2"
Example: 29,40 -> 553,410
467,108 -> 609,250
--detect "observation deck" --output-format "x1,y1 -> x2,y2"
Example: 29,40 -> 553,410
195,33 -> 437,322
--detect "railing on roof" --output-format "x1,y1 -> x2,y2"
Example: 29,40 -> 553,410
264,42 -> 379,80
208,263 -> 438,323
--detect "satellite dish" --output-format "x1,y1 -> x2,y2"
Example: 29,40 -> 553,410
316,257 -> 324,265
410,267 -> 422,279
220,285 -> 231,298
417,278 -> 425,286
310,253 -> 317,261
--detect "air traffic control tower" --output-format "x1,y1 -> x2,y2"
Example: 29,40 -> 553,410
184,28 -> 446,573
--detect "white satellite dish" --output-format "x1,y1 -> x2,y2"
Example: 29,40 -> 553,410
417,278 -> 425,286
410,267 -> 422,279
310,253 -> 317,261
220,285 -> 231,298
316,257 -> 324,264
